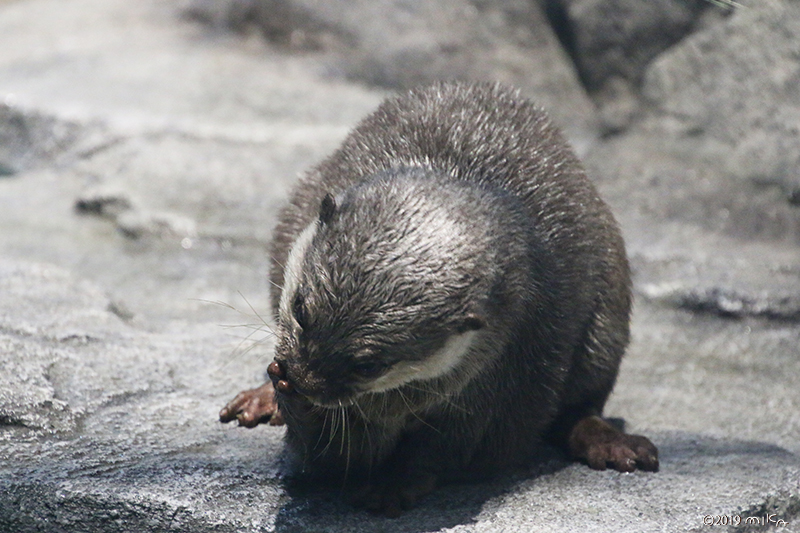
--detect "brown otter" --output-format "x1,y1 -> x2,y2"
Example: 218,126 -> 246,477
220,81 -> 658,516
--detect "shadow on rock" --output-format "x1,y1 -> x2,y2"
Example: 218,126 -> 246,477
272,446 -> 571,532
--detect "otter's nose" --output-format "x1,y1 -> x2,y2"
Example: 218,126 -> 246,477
267,360 -> 293,394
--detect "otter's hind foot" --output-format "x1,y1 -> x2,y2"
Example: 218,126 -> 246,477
219,382 -> 284,428
568,415 -> 658,473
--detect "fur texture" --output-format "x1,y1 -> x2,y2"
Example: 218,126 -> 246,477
258,81 -> 644,504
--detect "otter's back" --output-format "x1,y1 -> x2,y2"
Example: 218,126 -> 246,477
270,81 -> 628,327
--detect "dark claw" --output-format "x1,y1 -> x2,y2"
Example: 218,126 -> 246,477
275,379 -> 293,394
268,361 -> 294,394
267,360 -> 284,380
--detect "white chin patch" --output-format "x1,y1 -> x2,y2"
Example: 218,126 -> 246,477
366,330 -> 478,393
278,220 -> 319,323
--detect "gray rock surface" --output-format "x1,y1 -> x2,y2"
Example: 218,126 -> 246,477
1,0 -> 799,531
643,0 -> 800,215
559,0 -> 713,91
183,0 -> 598,142
552,0 -> 731,132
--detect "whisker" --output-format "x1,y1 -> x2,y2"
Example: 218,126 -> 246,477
398,389 -> 441,434
316,413 -> 335,460
269,255 -> 286,271
237,291 -> 277,335
192,296 -> 278,373
403,382 -> 472,416
219,322 -> 276,333
191,297 -> 235,310
352,399 -> 375,476
314,408 -> 331,452
352,399 -> 370,426
338,402 -> 347,456
341,402 -> 352,488
191,297 -> 274,333
211,326 -> 274,373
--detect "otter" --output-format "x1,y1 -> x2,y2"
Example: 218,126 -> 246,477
220,81 -> 658,516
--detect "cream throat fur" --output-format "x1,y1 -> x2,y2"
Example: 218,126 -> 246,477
364,330 -> 479,393
278,219 -> 318,325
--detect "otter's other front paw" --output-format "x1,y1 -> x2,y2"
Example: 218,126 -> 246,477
219,382 -> 284,428
353,470 -> 438,518
568,415 -> 659,473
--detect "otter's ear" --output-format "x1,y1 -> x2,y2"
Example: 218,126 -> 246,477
319,193 -> 336,225
457,314 -> 485,333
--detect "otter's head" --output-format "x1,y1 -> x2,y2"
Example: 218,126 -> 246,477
273,168 -> 502,408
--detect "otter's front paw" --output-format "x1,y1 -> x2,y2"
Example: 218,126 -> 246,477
219,382 -> 284,427
353,470 -> 438,518
568,415 -> 659,473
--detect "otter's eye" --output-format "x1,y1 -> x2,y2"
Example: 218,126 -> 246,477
352,360 -> 389,379
293,292 -> 306,329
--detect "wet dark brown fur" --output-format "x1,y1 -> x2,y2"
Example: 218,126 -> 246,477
220,81 -> 657,516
